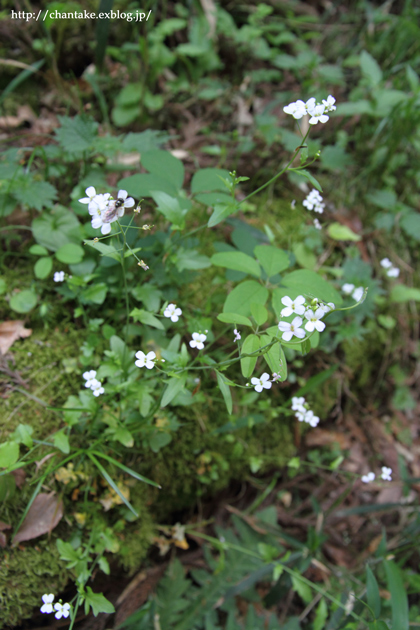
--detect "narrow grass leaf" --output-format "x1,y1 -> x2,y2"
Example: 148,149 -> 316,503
384,560 -> 408,630
88,453 -> 138,517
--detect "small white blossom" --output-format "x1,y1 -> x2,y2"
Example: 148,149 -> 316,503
296,410 -> 307,422
361,472 -> 375,483
251,373 -> 272,393
164,303 -> 182,322
54,271 -> 65,282
281,295 -> 306,317
278,316 -> 305,342
309,104 -> 329,125
342,283 -> 355,294
322,95 -> 336,112
78,186 -> 98,210
380,258 -> 392,269
283,100 -> 307,119
83,370 -> 97,388
304,308 -> 326,333
381,466 -> 392,481
387,267 -> 400,278
40,594 -> 55,614
352,287 -> 364,302
189,333 -> 206,350
313,218 -> 322,229
303,189 -> 325,214
291,396 -> 306,411
318,302 -> 335,314
305,97 -> 316,114
233,328 -> 241,342
135,351 -> 156,369
89,193 -> 113,235
305,410 -> 320,427
54,602 -> 71,620
91,381 -> 105,397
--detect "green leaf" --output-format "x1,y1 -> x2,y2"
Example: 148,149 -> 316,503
113,427 -> 134,448
208,203 -> 238,228
217,313 -> 253,326
366,565 -> 381,619
291,575 -> 312,604
29,244 -> 49,256
161,376 -> 186,408
81,283 -> 108,305
32,207 -> 81,252
259,334 -> 280,376
13,423 -> 33,448
215,371 -> 233,415
84,240 -> 121,261
360,50 -> 383,86
98,557 -> 110,575
211,252 -> 261,278
91,451 -> 160,488
0,441 -> 19,468
401,212 -> 420,242
142,150 -> 184,190
289,168 -> 322,192
55,115 -> 98,154
10,289 -> 37,313
14,180 -> 57,212
254,245 -> 289,276
327,222 -> 361,241
150,190 -> 188,228
390,285 -> 420,303
88,453 -> 138,517
118,173 -> 178,198
83,586 -> 115,617
240,334 -> 260,378
384,560 -> 408,630
250,303 -> 268,326
281,270 -> 342,305
191,168 -> 231,193
175,248 -> 211,271
313,598 -> 328,630
0,279 -> 6,295
130,308 -> 165,330
223,280 -> 269,316
293,243 -> 316,270
34,256 -> 53,279
53,430 -> 70,454
55,243 -> 84,264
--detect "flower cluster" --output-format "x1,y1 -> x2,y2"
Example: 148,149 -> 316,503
40,594 -> 71,619
313,218 -> 322,230
291,397 -> 319,427
303,189 -> 325,214
79,186 -> 135,235
83,370 -> 104,397
164,303 -> 182,322
380,258 -> 400,278
283,95 -> 336,125
342,284 -> 364,302
277,296 -> 334,341
361,466 -> 392,483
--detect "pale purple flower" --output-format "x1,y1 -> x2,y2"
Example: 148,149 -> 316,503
361,472 -> 375,483
233,329 -> 241,342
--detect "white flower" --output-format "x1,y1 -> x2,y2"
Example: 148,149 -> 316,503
283,100 -> 307,119
251,373 -> 272,393
313,218 -> 322,229
318,302 -> 335,314
352,287 -> 364,302
164,303 -> 182,322
272,373 -> 280,381
135,350 -> 156,369
305,410 -> 320,427
342,283 -> 355,294
278,316 -> 305,342
305,97 -> 316,114
89,193 -> 113,235
78,186 -> 98,210
54,602 -> 71,620
233,328 -> 241,341
83,370 -> 97,388
54,271 -> 65,282
40,594 -> 54,614
296,410 -> 307,422
387,267 -> 400,278
189,333 -> 207,350
303,189 -> 325,214
309,104 -> 329,125
361,472 -> 375,483
381,466 -> 392,481
91,381 -> 104,397
304,308 -> 326,333
322,95 -> 336,112
281,295 -> 306,317
380,258 -> 392,269
291,396 -> 306,411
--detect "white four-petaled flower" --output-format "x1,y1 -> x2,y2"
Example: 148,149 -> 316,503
283,95 -> 335,125
40,594 -> 55,614
352,287 -> 364,302
251,373 -> 272,393
54,271 -> 65,283
54,602 -> 71,620
361,472 -> 375,483
233,329 -> 241,342
291,396 -> 305,411
281,295 -> 306,317
313,218 -> 322,229
381,466 -> 392,481
342,283 -> 355,294
304,308 -> 326,333
309,104 -> 329,125
380,258 -> 392,269
278,316 -> 305,341
189,333 -> 206,350
387,267 -> 399,278
135,351 -> 156,369
164,303 -> 182,322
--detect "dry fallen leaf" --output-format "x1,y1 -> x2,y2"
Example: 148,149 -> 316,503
11,468 -> 26,489
0,320 -> 32,354
0,521 -> 11,548
12,492 -> 63,546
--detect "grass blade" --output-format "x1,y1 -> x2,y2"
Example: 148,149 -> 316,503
91,450 -> 161,488
88,452 -> 139,517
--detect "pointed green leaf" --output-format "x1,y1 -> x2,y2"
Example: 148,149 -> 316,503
217,313 -> 253,326
130,308 -> 165,330
84,586 -> 115,616
34,256 -> 53,279
84,240 -> 121,261
211,252 -> 261,278
254,245 -> 290,277
87,453 -> 138,517
161,376 -> 186,408
91,451 -> 161,488
289,168 -> 322,192
259,334 -> 280,375
240,334 -> 260,378
327,222 -> 361,241
313,598 -> 328,630
250,303 -> 268,326
0,441 -> 19,468
366,565 -> 381,619
53,430 -> 70,454
281,269 -> 342,304
191,168 -> 231,193
208,203 -> 238,227
215,371 -> 233,415
223,280 -> 269,316
384,560 -> 408,630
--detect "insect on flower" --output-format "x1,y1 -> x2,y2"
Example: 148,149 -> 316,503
102,198 -> 125,223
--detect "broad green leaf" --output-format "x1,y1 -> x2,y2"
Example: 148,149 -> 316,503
208,203 -> 238,228
130,308 -> 165,330
240,334 -> 260,378
360,50 -> 382,86
191,168 -> 231,193
368,622 -> 390,630
113,427 -> 134,448
217,313 -> 253,326
291,575 -> 312,604
55,243 -> 84,264
32,207 -> 81,252
254,245 -> 289,276
327,222 -> 361,241
55,115 -> 98,154
0,441 -> 19,468
338,100 -> 373,116
211,252 -> 261,278
281,270 -> 342,305
384,560 -> 408,630
10,290 -> 37,313
84,240 -> 121,261
81,283 -> 108,305
250,303 -> 268,326
366,565 -> 381,619
84,586 -> 115,616
161,376 -> 186,408
390,285 -> 420,303
289,168 -> 322,192
313,598 -> 328,630
131,284 -> 162,311
150,190 -> 188,228
223,280 -> 269,316
175,249 -> 211,271
13,424 -> 33,448
215,371 -> 233,415
118,173 -> 178,198
259,334 -> 280,375
401,212 -> 420,242
278,344 -> 288,381
34,256 -> 53,279
142,150 -> 184,190
53,430 -> 70,454
293,243 -> 316,270
29,244 -> 48,256
149,432 -> 172,452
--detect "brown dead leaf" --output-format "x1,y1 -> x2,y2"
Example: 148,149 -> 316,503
305,429 -> 351,450
11,467 -> 26,489
12,492 -> 63,546
0,521 -> 11,548
0,320 -> 32,354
